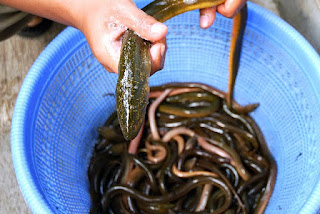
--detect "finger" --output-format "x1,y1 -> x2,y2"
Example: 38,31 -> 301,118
217,0 -> 247,18
199,7 -> 217,29
150,37 -> 167,75
98,27 -> 126,74
118,2 -> 168,42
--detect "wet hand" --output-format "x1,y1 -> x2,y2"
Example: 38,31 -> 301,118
77,0 -> 168,74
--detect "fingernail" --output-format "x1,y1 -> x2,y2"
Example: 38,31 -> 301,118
200,15 -> 210,28
151,23 -> 167,34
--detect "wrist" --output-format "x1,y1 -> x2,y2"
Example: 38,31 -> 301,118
50,0 -> 81,28
65,0 -> 86,30
71,0 -> 96,34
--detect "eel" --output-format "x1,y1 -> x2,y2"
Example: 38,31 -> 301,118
116,0 -> 246,140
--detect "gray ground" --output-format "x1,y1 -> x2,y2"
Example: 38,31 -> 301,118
0,0 -> 314,212
0,23 -> 65,214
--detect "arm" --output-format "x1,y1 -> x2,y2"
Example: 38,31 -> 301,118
0,0 -> 168,74
0,0 -> 79,27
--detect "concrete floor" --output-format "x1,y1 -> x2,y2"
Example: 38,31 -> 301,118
0,1 -> 285,213
277,0 -> 320,54
0,23 -> 65,214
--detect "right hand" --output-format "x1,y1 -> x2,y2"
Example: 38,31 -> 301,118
76,0 -> 168,75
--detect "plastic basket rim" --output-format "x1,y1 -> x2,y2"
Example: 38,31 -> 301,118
11,2 -> 320,214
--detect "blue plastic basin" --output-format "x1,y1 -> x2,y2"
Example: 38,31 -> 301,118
11,1 -> 320,213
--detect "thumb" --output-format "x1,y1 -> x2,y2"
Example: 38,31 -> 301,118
119,2 -> 168,41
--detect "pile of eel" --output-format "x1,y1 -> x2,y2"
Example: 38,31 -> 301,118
88,0 -> 277,213
88,82 -> 277,213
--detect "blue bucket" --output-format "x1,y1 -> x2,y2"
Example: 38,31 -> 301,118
11,1 -> 320,213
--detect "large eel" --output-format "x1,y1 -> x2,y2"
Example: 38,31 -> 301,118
116,0 -> 246,140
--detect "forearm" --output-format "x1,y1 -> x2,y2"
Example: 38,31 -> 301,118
0,0 -> 80,28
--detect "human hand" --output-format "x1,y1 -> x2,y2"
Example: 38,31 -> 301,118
76,0 -> 168,75
199,0 -> 247,29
